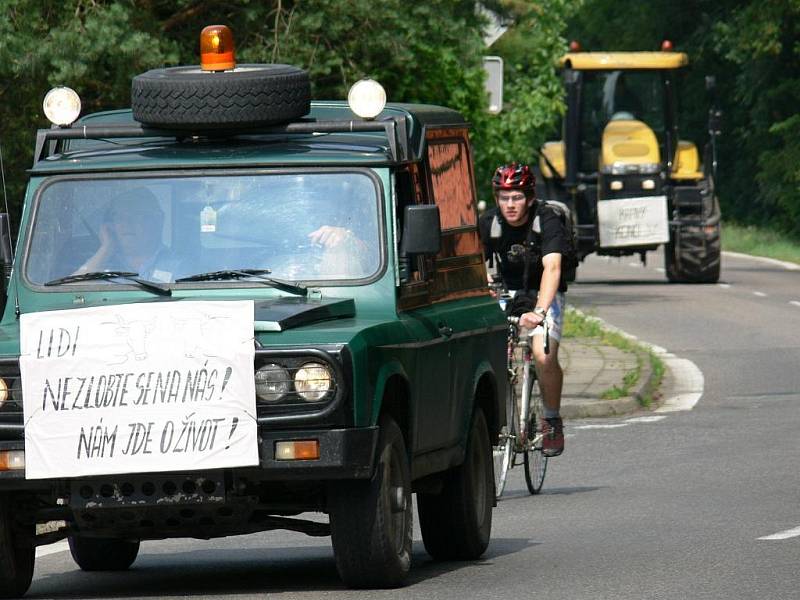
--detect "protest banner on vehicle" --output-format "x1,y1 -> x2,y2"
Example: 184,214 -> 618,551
20,300 -> 257,479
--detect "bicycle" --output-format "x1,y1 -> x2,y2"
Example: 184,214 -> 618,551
493,287 -> 550,499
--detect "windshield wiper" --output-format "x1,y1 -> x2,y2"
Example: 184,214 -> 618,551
175,269 -> 307,296
44,271 -> 172,296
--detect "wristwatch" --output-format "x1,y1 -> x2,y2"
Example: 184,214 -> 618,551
533,306 -> 548,318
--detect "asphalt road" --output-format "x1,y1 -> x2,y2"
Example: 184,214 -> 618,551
26,249 -> 800,599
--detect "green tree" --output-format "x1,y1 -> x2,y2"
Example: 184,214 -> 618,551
0,1 -> 181,218
478,0 -> 580,202
0,0 -> 494,223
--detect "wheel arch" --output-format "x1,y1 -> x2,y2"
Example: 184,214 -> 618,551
470,362 -> 502,446
373,362 -> 412,447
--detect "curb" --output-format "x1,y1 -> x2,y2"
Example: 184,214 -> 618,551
560,313 -> 663,420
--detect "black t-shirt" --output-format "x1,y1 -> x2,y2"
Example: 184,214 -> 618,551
478,204 -> 569,292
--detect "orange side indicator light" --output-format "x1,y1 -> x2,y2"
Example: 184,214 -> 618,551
200,25 -> 236,71
0,450 -> 25,471
275,440 -> 320,461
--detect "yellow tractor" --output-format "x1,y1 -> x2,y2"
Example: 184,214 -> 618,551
537,45 -> 722,282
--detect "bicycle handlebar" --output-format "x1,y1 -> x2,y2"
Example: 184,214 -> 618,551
507,314 -> 550,355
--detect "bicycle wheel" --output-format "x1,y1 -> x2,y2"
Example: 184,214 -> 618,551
493,383 -> 515,499
524,379 -> 548,494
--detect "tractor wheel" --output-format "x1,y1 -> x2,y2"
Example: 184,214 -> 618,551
665,196 -> 721,283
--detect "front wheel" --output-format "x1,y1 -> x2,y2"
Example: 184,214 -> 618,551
664,196 -> 721,284
0,497 -> 34,599
493,383 -> 515,499
328,415 -> 412,588
524,380 -> 548,494
493,425 -> 513,499
418,408 -> 493,560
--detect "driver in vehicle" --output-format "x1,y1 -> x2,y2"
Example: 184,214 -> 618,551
76,187 -> 180,283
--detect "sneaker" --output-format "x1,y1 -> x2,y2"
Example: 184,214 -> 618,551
541,417 -> 564,457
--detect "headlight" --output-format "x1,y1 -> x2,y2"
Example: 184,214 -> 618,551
0,378 -> 7,408
603,162 -> 661,175
294,362 -> 332,402
255,364 -> 290,403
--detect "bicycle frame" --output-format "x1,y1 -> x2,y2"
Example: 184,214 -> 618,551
507,316 -> 549,449
491,278 -> 551,498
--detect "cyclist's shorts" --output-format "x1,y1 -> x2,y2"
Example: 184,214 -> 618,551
499,291 -> 566,342
530,292 -> 565,342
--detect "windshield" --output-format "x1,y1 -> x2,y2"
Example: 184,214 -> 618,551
579,70 -> 665,168
25,171 -> 382,287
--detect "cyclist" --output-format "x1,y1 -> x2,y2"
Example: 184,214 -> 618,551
479,163 -> 568,457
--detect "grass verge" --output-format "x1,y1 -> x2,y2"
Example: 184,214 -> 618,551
563,307 -> 665,407
722,222 -> 800,264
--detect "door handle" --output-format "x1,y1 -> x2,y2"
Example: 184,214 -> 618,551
438,323 -> 453,337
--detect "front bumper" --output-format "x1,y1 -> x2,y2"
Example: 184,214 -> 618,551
0,426 -> 379,487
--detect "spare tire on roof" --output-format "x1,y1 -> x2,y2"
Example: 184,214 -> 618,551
131,64 -> 310,129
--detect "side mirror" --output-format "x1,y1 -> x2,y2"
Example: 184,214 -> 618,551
400,205 -> 441,256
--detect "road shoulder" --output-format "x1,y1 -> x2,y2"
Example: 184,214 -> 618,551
560,309 -> 696,419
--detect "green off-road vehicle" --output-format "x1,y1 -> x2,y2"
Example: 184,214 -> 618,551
0,26 -> 506,596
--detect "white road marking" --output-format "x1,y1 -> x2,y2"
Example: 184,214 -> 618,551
718,283 -> 731,289
753,291 -> 767,297
758,526 -> 800,541
626,416 -> 667,423
574,416 -> 669,430
723,251 -> 800,271
569,307 -> 704,413
654,355 -> 704,413
790,301 -> 800,308
36,540 -> 69,558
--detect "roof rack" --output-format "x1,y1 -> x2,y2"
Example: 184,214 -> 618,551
33,116 -> 409,167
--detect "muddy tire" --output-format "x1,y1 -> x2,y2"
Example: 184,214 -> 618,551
418,408 -> 493,560
0,498 -> 34,599
665,193 -> 721,283
329,415 -> 412,588
665,226 -> 721,283
68,536 -> 140,571
131,64 -> 310,129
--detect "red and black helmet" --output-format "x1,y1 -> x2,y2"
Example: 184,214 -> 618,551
492,163 -> 535,194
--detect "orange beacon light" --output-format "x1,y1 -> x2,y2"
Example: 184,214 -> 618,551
200,25 -> 236,71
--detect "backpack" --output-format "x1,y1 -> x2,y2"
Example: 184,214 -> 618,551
488,201 -> 578,276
